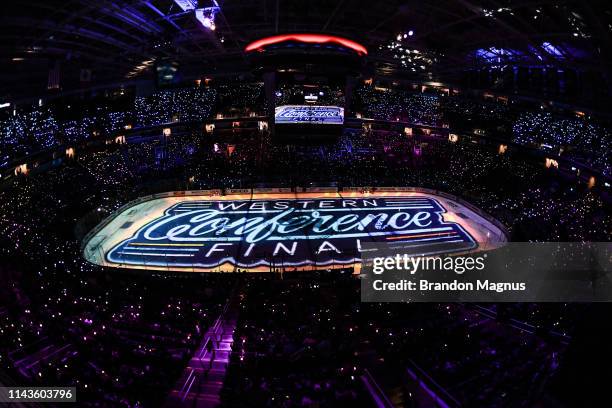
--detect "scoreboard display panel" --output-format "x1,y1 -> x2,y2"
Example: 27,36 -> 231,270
275,105 -> 344,125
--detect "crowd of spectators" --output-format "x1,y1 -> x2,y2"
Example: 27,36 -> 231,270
275,84 -> 345,107
0,105 -> 131,161
0,86 -> 218,163
355,86 -> 443,126
222,275 -> 371,407
134,87 -> 217,127
0,83 -> 610,406
2,82 -> 611,176
512,111 -> 611,175
353,86 -> 611,175
0,158 -> 233,406
216,82 -> 265,117
184,127 -> 611,242
220,274 -> 584,407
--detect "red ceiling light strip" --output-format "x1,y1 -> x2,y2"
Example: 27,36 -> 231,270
245,34 -> 367,55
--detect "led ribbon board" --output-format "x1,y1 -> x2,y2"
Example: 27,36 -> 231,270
107,197 -> 475,270
275,105 -> 344,125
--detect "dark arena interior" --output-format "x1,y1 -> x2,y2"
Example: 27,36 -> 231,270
1,1 -> 612,407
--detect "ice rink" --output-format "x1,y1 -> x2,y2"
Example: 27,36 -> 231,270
82,190 -> 507,273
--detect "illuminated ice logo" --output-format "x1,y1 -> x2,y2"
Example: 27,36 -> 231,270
107,197 -> 475,270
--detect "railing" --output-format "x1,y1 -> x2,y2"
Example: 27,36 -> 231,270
179,292 -> 234,402
361,369 -> 395,408
406,360 -> 461,408
469,304 -> 572,344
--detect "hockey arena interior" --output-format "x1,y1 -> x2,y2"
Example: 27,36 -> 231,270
0,1 -> 611,407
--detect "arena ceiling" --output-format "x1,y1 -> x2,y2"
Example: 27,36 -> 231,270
1,0 -> 611,98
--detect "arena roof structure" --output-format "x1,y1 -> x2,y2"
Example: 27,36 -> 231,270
1,0 -> 611,99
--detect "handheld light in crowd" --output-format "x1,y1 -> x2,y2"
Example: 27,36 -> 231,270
545,158 -> 559,169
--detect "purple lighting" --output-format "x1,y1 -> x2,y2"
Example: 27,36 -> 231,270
542,42 -> 564,58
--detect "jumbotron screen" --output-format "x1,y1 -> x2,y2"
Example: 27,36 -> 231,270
275,105 -> 344,125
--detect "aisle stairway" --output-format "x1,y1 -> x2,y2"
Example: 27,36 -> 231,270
166,294 -> 240,408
